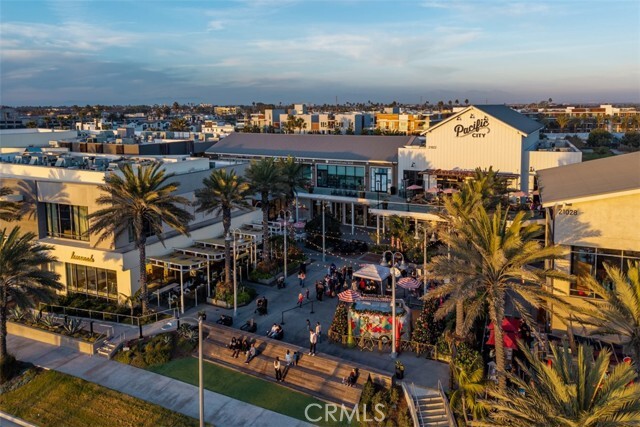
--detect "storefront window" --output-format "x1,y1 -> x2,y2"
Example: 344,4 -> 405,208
570,246 -> 639,297
65,262 -> 118,300
370,167 -> 392,192
316,164 -> 365,189
45,203 -> 89,241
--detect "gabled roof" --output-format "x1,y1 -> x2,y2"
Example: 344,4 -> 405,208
206,133 -> 416,163
538,152 -> 640,205
423,105 -> 543,136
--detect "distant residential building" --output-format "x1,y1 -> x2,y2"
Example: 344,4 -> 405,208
214,106 -> 239,116
0,108 -> 24,129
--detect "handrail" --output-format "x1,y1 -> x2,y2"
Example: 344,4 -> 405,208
438,379 -> 458,427
280,300 -> 314,325
39,303 -> 175,326
401,382 -> 421,427
412,383 -> 426,427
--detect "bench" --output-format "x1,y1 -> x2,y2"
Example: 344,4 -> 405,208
201,323 -> 393,406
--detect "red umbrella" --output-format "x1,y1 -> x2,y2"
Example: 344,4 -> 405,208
397,277 -> 421,289
338,289 -> 361,303
511,191 -> 527,197
407,184 -> 423,191
486,317 -> 521,349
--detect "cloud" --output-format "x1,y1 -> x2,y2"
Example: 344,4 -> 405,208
207,20 -> 225,31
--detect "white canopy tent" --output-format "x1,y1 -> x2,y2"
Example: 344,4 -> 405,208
353,264 -> 391,295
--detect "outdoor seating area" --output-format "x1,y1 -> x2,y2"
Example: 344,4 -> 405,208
201,322 -> 393,406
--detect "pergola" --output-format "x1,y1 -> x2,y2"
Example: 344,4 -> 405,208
197,235 -> 257,268
174,245 -> 226,297
147,252 -> 209,313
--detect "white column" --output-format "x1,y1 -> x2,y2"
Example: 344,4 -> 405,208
351,202 -> 355,235
180,272 -> 184,314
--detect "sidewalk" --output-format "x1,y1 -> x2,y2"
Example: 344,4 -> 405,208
7,335 -> 312,427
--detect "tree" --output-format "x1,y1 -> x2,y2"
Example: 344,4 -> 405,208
278,157 -> 308,208
1,227 -> 61,382
478,344 -> 640,427
464,99 -> 469,106
411,298 -> 444,345
427,204 -> 567,391
245,158 -> 285,261
587,128 -> 614,147
555,114 -> 571,133
169,118 -> 189,132
581,262 -> 640,372
195,169 -> 251,298
450,364 -> 489,425
88,163 -> 193,313
621,131 -> 640,148
0,187 -> 22,222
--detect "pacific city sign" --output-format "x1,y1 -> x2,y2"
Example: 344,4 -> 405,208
454,117 -> 491,138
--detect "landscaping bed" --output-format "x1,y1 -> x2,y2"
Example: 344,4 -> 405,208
9,307 -> 102,343
0,369 -> 199,427
113,328 -> 197,369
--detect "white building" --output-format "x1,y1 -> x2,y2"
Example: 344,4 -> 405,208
398,105 -> 582,193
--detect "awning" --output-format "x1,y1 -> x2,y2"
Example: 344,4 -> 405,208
353,264 -> 391,282
486,317 -> 521,349
147,253 -> 209,271
174,245 -> 225,261
196,237 -> 253,251
420,169 -> 519,179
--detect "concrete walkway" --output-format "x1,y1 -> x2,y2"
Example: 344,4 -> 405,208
7,335 -> 312,427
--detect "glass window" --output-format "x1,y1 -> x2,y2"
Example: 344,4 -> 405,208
45,203 -> 89,241
65,263 -> 118,300
315,164 -> 366,189
107,271 -> 118,296
76,265 -> 87,293
570,245 -> 638,297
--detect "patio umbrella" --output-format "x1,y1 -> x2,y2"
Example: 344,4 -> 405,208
338,289 -> 361,303
406,184 -> 423,191
425,187 -> 440,194
486,317 -> 521,349
397,277 -> 421,290
293,222 -> 306,229
442,188 -> 459,194
530,190 -> 540,196
511,191 -> 527,197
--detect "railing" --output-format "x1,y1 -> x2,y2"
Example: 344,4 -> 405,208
40,304 -> 175,327
411,383 -> 426,427
438,379 -> 458,427
327,331 -> 439,358
280,300 -> 314,325
401,382 -> 421,427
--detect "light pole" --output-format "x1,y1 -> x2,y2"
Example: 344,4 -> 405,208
227,229 -> 244,316
180,312 -> 207,427
380,250 -> 406,359
279,209 -> 294,284
315,200 -> 327,262
415,224 -> 437,295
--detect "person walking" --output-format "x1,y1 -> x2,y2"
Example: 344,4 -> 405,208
274,357 -> 283,382
298,270 -> 306,287
309,329 -> 318,356
285,350 -> 293,367
315,321 -> 322,343
298,292 -> 304,308
305,287 -> 310,300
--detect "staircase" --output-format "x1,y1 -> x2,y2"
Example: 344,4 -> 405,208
202,323 -> 393,406
403,383 -> 453,427
96,333 -> 125,359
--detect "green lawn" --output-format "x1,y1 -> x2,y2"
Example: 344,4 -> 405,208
149,358 -> 349,426
582,150 -> 615,161
0,369 -> 198,427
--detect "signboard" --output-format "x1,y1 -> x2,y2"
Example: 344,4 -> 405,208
454,116 -> 491,138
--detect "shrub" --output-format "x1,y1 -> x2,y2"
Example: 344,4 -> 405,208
10,307 -> 27,322
39,313 -> 59,329
62,317 -> 83,335
453,342 -> 482,372
360,377 -> 375,407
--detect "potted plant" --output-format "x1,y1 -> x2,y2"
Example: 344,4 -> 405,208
395,360 -> 405,379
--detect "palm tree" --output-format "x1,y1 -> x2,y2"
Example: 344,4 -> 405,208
581,262 -> 640,372
169,118 -> 189,132
449,364 -> 489,425
87,163 -> 193,313
1,227 -> 61,380
245,158 -> 284,261
478,343 -> 640,427
195,169 -> 251,298
278,157 -> 308,208
555,114 -> 571,133
428,205 -> 567,391
0,187 -> 22,222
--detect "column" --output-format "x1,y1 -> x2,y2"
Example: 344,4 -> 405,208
351,202 -> 355,235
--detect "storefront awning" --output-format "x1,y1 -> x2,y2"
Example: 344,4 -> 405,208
196,237 -> 253,251
174,245 -> 225,261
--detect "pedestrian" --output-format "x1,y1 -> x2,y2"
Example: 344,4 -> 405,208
245,343 -> 257,364
285,349 -> 293,366
315,322 -> 322,342
306,318 -> 311,331
298,270 -> 306,287
298,292 -> 304,308
274,357 -> 283,382
309,329 -> 318,356
305,287 -> 310,300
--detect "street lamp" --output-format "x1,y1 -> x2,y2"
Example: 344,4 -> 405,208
315,200 -> 327,262
227,229 -> 244,316
179,312 -> 207,427
279,210 -> 294,285
380,250 -> 406,359
415,224 -> 437,295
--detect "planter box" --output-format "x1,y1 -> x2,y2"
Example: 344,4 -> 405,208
7,321 -> 103,355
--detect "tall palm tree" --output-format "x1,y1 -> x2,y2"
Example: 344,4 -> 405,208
245,158 -> 284,261
0,187 -> 22,222
195,169 -> 251,298
87,163 -> 193,313
169,118 -> 189,132
278,157 -> 308,209
427,205 -> 567,391
449,364 -> 489,425
1,227 -> 61,379
555,114 -> 571,133
581,261 -> 640,372
478,343 -> 640,427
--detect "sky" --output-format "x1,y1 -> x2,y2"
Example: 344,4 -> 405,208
1,0 -> 639,106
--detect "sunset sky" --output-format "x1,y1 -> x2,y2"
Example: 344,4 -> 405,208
1,0 -> 639,105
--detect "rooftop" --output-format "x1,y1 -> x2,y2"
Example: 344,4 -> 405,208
538,152 -> 640,205
206,133 -> 418,163
424,105 -> 544,136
